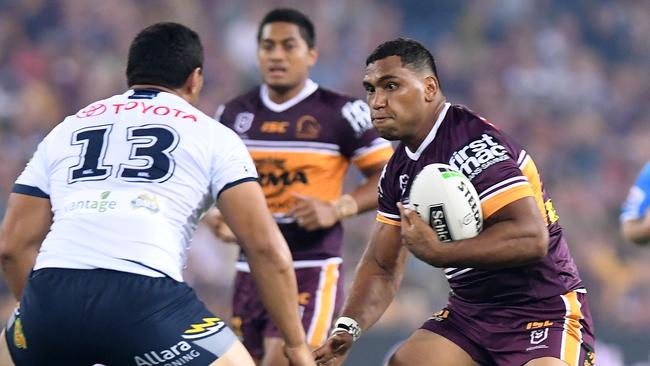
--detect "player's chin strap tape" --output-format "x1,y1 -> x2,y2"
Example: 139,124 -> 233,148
331,316 -> 361,342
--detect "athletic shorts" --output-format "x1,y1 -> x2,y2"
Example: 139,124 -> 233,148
5,268 -> 238,366
232,258 -> 343,359
421,290 -> 595,366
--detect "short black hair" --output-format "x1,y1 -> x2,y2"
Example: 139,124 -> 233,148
126,22 -> 204,89
366,38 -> 439,80
257,8 -> 315,48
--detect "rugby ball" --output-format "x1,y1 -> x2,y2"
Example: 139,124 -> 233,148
409,163 -> 483,242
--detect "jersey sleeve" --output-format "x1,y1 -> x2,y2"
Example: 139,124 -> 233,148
621,162 -> 650,221
450,124 -> 535,220
13,129 -> 56,198
209,127 -> 258,200
376,163 -> 401,226
339,99 -> 393,169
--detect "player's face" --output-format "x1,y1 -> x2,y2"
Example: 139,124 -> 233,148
257,22 -> 317,91
363,56 -> 429,141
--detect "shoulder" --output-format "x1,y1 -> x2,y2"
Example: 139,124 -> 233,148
216,87 -> 261,122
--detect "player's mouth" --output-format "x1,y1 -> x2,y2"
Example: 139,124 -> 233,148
267,66 -> 287,77
372,116 -> 393,125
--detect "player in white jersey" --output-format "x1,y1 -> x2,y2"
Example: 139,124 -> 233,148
0,22 -> 316,366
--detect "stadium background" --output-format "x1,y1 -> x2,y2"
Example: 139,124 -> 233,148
0,0 -> 649,364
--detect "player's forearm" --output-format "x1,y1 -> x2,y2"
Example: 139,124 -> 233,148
0,251 -> 36,299
435,216 -> 548,269
341,246 -> 408,331
621,218 -> 650,245
246,234 -> 307,347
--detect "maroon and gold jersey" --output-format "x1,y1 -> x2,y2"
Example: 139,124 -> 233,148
377,103 -> 583,304
217,80 -> 393,261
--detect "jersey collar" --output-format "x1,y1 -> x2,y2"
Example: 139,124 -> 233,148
405,102 -> 451,161
260,79 -> 319,113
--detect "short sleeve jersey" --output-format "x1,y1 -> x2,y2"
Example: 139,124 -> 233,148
14,89 -> 257,281
621,162 -> 650,221
377,103 -> 583,304
217,80 -> 393,261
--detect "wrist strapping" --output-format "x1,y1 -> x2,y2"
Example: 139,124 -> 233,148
332,194 -> 358,219
331,316 -> 361,342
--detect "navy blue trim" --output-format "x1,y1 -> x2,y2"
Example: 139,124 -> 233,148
119,258 -> 173,279
128,88 -> 162,99
217,177 -> 259,199
12,184 -> 49,199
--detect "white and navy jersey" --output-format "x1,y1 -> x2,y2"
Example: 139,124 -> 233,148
14,89 -> 257,281
621,162 -> 650,222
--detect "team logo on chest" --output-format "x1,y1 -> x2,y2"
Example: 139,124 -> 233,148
295,115 -> 321,139
234,112 -> 254,134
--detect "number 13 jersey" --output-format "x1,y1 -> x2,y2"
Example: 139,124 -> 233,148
14,89 -> 257,281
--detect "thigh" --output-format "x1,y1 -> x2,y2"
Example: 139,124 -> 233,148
211,340 -> 255,366
102,272 -> 239,365
489,291 -> 596,366
388,329 -> 479,366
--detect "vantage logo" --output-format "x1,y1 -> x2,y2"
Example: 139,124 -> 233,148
65,191 -> 117,213
449,134 -> 508,179
429,204 -> 451,242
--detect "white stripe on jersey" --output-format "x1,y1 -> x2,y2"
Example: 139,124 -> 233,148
479,176 -> 530,200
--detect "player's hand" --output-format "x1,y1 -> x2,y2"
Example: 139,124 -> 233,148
202,207 -> 237,243
289,193 -> 339,231
397,202 -> 444,267
283,342 -> 317,366
313,332 -> 353,365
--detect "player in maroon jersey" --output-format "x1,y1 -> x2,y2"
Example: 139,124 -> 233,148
314,38 -> 595,366
206,8 -> 393,366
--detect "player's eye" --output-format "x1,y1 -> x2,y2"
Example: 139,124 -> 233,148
386,82 -> 398,90
364,85 -> 375,94
261,42 -> 274,52
283,42 -> 296,51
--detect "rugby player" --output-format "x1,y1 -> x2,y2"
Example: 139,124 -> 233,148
314,38 -> 595,366
621,162 -> 650,244
207,8 -> 393,366
0,22 -> 315,366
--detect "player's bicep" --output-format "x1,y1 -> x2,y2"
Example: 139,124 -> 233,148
0,193 -> 52,254
359,222 -> 408,278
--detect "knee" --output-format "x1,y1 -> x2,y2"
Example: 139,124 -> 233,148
386,348 -> 409,366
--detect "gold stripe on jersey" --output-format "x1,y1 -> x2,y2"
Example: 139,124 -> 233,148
520,156 -> 548,224
352,145 -> 394,171
376,214 -> 401,226
249,150 -> 349,214
481,183 -> 534,220
307,263 -> 340,348
560,291 -> 584,366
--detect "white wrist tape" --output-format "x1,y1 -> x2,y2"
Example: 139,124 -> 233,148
331,316 -> 361,342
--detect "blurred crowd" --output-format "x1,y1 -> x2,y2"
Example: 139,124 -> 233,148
1,0 -> 649,363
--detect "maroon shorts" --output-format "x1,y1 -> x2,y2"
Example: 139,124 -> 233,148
421,290 -> 595,366
231,259 -> 344,359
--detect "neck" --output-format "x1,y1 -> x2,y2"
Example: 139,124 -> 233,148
405,98 -> 447,152
266,79 -> 307,104
131,84 -> 179,95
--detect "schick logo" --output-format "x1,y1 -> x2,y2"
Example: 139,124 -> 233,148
429,204 -> 451,242
449,134 -> 508,179
134,341 -> 200,365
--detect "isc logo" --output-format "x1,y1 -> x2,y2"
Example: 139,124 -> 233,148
261,121 -> 289,133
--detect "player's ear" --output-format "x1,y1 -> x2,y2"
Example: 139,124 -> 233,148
423,75 -> 438,102
187,67 -> 203,95
307,48 -> 318,67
